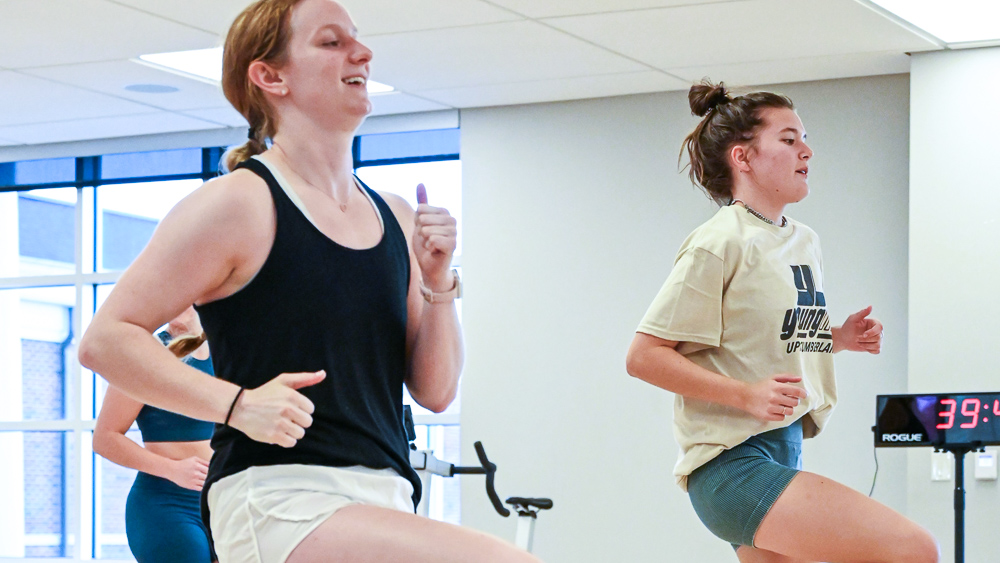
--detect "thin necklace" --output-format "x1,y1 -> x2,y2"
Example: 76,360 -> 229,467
273,147 -> 351,212
730,199 -> 787,227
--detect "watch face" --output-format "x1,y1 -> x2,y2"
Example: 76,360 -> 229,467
875,393 -> 1000,448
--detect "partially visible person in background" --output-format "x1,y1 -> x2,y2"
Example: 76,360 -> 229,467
93,306 -> 214,563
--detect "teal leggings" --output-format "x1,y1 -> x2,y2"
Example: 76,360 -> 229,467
125,472 -> 212,562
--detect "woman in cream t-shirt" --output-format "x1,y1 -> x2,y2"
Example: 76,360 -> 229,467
626,81 -> 939,563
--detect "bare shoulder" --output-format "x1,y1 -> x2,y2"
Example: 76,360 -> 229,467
108,168 -> 276,317
169,169 -> 273,248
196,168 -> 272,222
377,191 -> 415,220
376,191 -> 415,235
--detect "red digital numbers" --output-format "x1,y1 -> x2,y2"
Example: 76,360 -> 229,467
995,400 -> 1000,416
960,398 -> 981,429
938,399 -> 957,429
938,398 -> 988,430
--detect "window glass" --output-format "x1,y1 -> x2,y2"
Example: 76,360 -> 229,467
412,424 -> 461,524
89,283 -> 144,561
90,284 -> 115,418
0,157 -> 76,187
358,129 -> 459,162
0,431 -> 75,558
355,160 -> 463,258
101,149 -> 202,181
0,286 -> 74,422
1,189 -> 77,278
357,161 -> 463,417
95,429 -> 140,561
358,155 -> 463,526
96,179 -> 201,272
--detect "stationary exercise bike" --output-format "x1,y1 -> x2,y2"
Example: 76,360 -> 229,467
405,406 -> 553,553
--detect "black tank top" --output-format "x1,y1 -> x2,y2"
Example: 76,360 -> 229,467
195,158 -> 420,515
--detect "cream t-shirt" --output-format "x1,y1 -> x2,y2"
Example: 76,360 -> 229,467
637,205 -> 837,490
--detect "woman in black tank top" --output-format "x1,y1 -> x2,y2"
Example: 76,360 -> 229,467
80,1 -> 538,562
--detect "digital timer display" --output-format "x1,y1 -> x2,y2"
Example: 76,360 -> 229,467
874,393 -> 1000,447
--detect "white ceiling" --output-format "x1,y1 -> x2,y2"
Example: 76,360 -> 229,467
0,0 -> 944,147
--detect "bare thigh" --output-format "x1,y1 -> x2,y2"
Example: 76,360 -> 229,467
752,472 -> 939,563
737,545 -> 814,563
286,504 -> 541,563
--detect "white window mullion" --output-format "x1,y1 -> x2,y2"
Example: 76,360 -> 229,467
0,420 -> 93,432
0,272 -> 120,290
70,185 -> 85,560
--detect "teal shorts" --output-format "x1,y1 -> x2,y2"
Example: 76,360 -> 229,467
687,419 -> 803,550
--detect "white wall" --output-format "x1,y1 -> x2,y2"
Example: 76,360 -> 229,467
459,74 -> 911,562
909,47 -> 1000,563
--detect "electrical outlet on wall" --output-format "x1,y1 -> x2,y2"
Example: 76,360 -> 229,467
975,450 -> 997,480
932,451 -> 953,481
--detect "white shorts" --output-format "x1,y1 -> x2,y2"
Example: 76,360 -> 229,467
207,464 -> 415,563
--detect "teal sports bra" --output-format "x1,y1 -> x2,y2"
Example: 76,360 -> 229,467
135,334 -> 216,443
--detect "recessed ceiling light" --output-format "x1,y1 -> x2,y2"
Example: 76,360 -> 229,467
135,47 -> 395,94
124,83 -> 180,94
867,0 -> 1000,44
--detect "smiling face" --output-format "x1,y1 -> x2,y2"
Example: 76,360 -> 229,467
280,0 -> 373,128
742,107 -> 814,205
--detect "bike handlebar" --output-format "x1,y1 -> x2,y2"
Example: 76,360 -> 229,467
449,442 -> 510,517
474,441 -> 511,517
413,440 -> 512,518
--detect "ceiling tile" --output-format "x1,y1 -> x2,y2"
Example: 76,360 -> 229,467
180,106 -> 249,128
103,0 -> 251,35
344,0 -> 522,36
0,0 -> 946,146
0,112 -> 224,145
668,51 -> 912,89
369,92 -> 453,116
178,93 -> 454,127
0,71 -> 160,127
417,70 -> 688,108
546,0 -> 940,70
22,60 -> 230,112
486,0 -> 722,19
0,0 -> 220,69
105,0 -> 522,38
364,20 -> 647,91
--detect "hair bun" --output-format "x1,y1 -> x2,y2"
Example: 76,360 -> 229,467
688,80 -> 729,117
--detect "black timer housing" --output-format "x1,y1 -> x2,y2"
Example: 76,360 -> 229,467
875,393 -> 1000,448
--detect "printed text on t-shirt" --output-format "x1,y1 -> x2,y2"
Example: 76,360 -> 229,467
781,265 -> 833,353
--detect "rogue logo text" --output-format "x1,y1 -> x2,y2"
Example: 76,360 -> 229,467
882,433 -> 924,442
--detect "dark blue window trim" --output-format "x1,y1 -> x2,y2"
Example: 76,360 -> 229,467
1,129 -> 459,192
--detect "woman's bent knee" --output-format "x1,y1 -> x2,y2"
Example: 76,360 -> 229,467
512,551 -> 542,563
895,528 -> 939,563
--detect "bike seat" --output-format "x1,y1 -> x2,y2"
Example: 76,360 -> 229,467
505,497 -> 553,511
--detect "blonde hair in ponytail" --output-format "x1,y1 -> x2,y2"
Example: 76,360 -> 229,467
221,0 -> 304,172
166,332 -> 208,359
